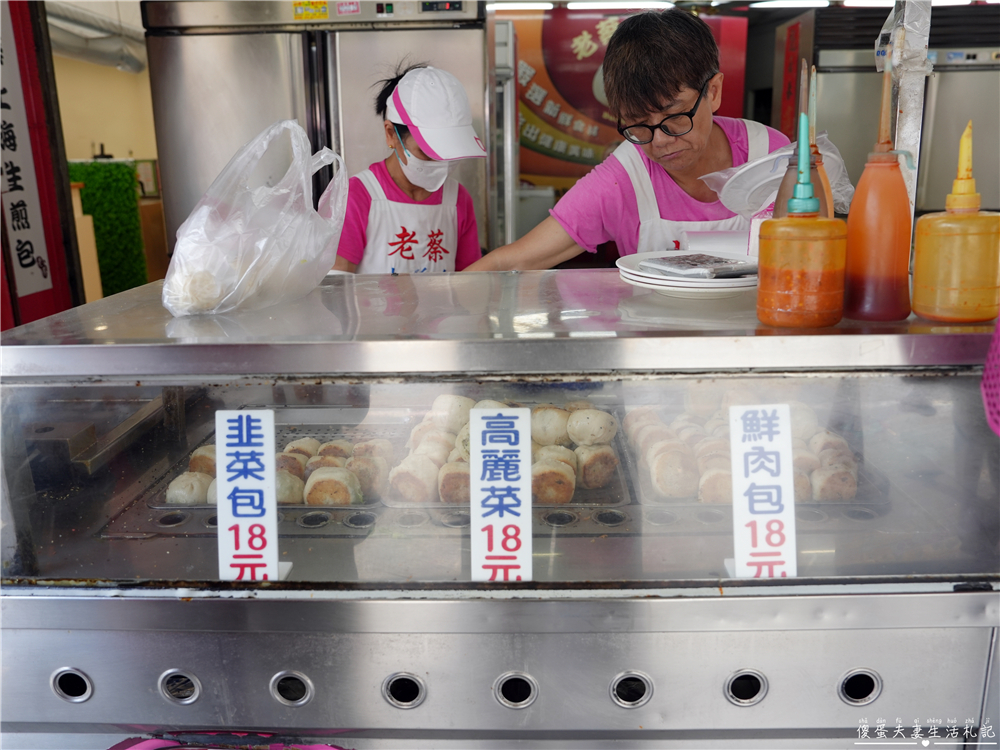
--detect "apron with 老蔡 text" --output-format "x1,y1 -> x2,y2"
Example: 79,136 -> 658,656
355,169 -> 459,274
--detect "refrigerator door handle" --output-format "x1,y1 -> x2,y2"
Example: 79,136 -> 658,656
916,73 -> 939,213
502,76 -> 519,248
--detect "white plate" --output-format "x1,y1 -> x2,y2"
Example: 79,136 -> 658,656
619,269 -> 757,290
617,251 -> 758,284
619,272 -> 757,300
618,268 -> 758,289
718,152 -> 787,216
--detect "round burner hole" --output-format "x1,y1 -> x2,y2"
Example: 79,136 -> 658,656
270,671 -> 313,707
51,668 -> 92,703
644,509 -> 678,526
440,511 -> 470,528
382,673 -> 426,709
159,670 -> 201,705
296,511 -> 332,529
843,507 -> 877,522
796,508 -> 828,523
544,510 -> 578,527
396,511 -> 429,528
344,511 -> 377,529
839,669 -> 882,706
156,511 -> 190,528
610,671 -> 653,708
203,515 -> 218,529
696,509 -> 725,524
725,670 -> 768,706
594,510 -> 628,527
494,672 -> 538,709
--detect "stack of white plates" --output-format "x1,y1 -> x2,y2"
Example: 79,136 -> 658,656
616,251 -> 758,300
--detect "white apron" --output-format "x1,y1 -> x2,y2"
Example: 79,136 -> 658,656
355,169 -> 460,274
614,119 -> 771,253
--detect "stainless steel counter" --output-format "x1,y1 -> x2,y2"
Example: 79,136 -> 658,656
1,271 -> 993,379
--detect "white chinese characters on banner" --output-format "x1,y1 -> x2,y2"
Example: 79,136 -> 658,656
215,410 -> 279,581
469,408 -> 533,582
728,404 -> 797,578
0,2 -> 53,297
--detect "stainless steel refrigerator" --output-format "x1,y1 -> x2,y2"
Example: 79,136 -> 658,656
142,1 -> 513,254
917,46 -> 999,213
814,46 -> 998,213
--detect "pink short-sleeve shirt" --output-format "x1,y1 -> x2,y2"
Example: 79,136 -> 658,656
550,117 -> 790,256
336,160 -> 481,270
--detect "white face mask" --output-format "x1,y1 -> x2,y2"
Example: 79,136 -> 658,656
393,125 -> 450,192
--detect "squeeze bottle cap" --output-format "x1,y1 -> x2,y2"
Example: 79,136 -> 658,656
788,112 -> 820,214
946,121 -> 980,211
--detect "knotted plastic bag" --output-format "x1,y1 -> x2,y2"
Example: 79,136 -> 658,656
162,120 -> 348,317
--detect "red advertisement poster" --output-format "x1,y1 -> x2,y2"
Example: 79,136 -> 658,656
500,8 -> 747,191
502,8 -> 621,190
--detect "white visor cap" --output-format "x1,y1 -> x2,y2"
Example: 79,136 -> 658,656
386,66 -> 487,161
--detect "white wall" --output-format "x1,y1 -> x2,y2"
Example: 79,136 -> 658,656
49,0 -> 157,160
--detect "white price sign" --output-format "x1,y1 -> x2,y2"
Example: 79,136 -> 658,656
728,404 -> 797,578
469,407 -> 532,582
215,410 -> 279,581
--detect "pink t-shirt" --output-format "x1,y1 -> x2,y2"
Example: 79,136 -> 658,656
550,118 -> 790,256
336,160 -> 481,270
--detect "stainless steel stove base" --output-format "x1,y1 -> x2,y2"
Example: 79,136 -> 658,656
2,589 -> 997,745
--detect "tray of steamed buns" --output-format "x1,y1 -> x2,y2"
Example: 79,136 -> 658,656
384,394 -> 629,508
151,432 -> 396,509
622,387 -> 887,508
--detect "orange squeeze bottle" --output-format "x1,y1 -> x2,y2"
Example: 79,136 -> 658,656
843,56 -> 912,321
810,65 -> 835,217
758,112 -> 847,328
912,122 -> 1000,322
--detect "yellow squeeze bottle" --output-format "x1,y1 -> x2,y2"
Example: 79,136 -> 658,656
912,122 -> 1000,323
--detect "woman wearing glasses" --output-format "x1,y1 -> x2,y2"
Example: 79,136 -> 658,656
324,64 -> 487,274
463,9 -> 789,271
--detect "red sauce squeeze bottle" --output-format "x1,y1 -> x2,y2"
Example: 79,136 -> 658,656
843,56 -> 913,321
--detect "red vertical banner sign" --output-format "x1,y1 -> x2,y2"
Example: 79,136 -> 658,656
701,15 -> 748,120
779,22 -> 801,141
0,243 -> 15,328
1,1 -> 74,328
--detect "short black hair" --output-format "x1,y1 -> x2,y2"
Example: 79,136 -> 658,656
374,61 -> 430,141
603,9 -> 720,122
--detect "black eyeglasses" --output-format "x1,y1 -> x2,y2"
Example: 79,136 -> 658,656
617,78 -> 713,144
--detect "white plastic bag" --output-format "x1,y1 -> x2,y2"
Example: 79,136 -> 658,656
162,120 -> 348,317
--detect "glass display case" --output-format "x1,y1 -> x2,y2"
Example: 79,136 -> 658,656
2,271 -> 997,748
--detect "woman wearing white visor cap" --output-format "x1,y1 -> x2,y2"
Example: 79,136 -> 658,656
327,64 -> 487,274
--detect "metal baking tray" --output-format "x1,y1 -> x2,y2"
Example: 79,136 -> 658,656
621,438 -> 891,513
141,401 -> 634,512
144,415 -> 407,511
382,424 -> 631,510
